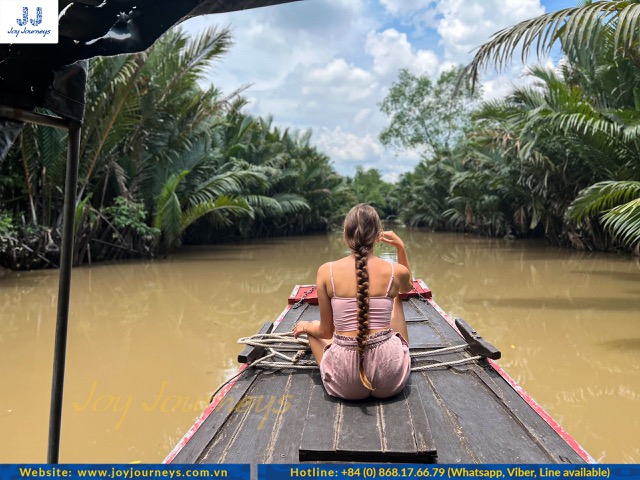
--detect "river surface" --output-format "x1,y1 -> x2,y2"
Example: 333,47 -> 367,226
1,230 -> 639,463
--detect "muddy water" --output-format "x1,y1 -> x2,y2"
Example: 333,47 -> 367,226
0,231 -> 638,463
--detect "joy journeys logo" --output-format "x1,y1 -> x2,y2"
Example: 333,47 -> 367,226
0,0 -> 58,44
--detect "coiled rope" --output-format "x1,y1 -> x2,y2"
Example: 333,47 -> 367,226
236,331 -> 482,372
208,331 -> 482,403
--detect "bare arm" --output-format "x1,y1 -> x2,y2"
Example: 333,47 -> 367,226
292,263 -> 334,339
379,230 -> 413,292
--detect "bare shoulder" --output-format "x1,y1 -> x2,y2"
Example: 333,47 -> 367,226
317,262 -> 331,278
394,262 -> 410,278
333,255 -> 353,266
394,262 -> 413,292
316,262 -> 332,296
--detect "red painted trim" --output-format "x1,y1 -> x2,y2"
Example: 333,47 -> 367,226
163,363 -> 248,464
399,280 -> 432,300
163,301 -> 293,464
288,284 -> 318,305
289,281 -> 431,305
427,297 -> 460,332
427,297 -> 596,464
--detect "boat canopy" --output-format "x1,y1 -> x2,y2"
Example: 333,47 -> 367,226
0,0 -> 300,159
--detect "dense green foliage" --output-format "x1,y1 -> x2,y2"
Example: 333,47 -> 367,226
3,1 -> 640,270
0,28 -> 359,269
345,166 -> 397,220
384,1 -> 640,253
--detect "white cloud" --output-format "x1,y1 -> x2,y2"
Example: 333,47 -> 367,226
378,149 -> 424,183
436,0 -> 545,63
182,0 -> 568,179
378,0 -> 546,64
185,0 -> 373,94
481,76 -> 517,101
480,59 -> 557,101
312,127 -> 425,180
365,29 -> 439,79
303,59 -> 377,101
315,127 -> 383,164
353,108 -> 373,126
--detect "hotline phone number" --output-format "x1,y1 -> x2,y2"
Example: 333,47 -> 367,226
343,467 -> 446,477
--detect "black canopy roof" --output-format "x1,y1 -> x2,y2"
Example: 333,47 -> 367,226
0,0 -> 300,158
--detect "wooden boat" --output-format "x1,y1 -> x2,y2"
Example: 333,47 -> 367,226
164,281 -> 594,468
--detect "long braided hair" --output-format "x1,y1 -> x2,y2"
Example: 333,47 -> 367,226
343,204 -> 383,392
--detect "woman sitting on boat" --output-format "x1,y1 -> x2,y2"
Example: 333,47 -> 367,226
293,203 -> 413,400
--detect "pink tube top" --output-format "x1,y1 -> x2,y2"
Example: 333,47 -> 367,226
329,262 -> 394,332
331,296 -> 394,331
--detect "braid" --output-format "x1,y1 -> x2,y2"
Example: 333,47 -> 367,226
342,204 -> 382,393
355,245 -> 374,392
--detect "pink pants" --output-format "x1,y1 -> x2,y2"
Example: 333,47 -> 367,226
320,329 -> 411,400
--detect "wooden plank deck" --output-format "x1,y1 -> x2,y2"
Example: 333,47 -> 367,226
168,289 -> 590,471
299,382 -> 437,463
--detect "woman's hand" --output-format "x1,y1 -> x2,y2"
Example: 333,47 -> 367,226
293,321 -> 309,339
379,230 -> 413,289
378,230 -> 405,250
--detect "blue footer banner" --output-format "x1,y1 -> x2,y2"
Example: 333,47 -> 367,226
259,465 -> 640,480
0,465 -> 639,480
0,465 -> 249,480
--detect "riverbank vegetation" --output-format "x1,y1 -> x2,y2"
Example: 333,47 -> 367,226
381,1 -> 640,255
1,2 -> 639,270
0,28 -> 357,270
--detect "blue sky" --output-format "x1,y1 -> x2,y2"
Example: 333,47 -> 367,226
183,0 -> 578,181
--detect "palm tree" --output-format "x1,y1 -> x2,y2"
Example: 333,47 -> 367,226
464,0 -> 640,251
2,23 -> 354,267
209,110 -> 312,237
83,27 -> 235,207
153,169 -> 253,252
396,156 -> 458,229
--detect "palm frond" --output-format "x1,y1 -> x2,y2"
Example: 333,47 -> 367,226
567,180 -> 640,223
465,2 -> 640,86
74,195 -> 93,238
153,171 -> 189,247
602,197 -> 640,246
272,193 -> 310,215
181,195 -> 251,231
189,170 -> 267,206
244,195 -> 282,213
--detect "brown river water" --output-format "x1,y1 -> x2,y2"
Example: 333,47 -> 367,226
0,230 -> 639,463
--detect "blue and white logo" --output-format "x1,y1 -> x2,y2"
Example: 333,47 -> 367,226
0,0 -> 58,44
16,7 -> 44,27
